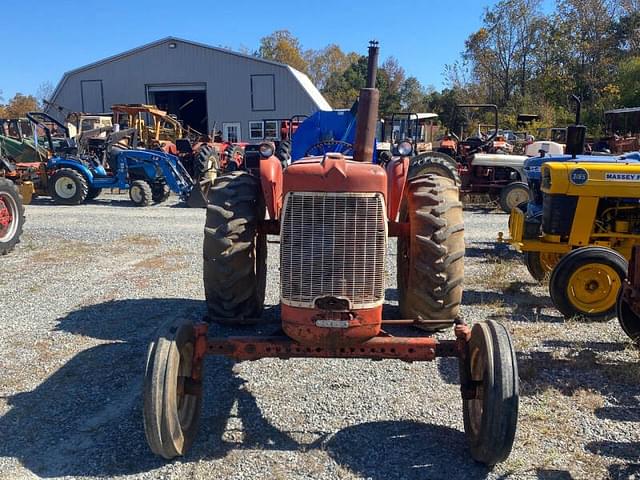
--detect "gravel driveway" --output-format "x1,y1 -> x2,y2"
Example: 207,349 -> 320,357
0,194 -> 638,479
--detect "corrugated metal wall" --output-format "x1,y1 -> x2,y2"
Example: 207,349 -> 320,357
51,39 -> 327,141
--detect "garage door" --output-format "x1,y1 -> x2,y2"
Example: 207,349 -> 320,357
81,80 -> 104,113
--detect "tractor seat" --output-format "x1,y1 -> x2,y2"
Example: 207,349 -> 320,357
108,146 -> 124,172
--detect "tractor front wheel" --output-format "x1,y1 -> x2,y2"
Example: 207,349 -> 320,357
129,180 -> 153,207
499,182 -> 529,214
86,187 -> 102,201
397,174 -> 464,330
143,318 -> 202,459
549,247 -> 627,321
49,168 -> 89,205
152,183 -> 171,204
0,178 -> 25,255
203,171 -> 266,324
462,320 -> 519,466
616,290 -> 640,345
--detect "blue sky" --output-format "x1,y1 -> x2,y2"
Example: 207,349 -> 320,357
1,0 -> 548,100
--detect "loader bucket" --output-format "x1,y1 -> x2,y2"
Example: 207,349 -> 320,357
185,178 -> 213,208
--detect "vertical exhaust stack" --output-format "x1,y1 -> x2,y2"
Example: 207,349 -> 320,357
353,41 -> 380,163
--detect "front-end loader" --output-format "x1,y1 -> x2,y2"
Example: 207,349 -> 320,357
142,41 -> 519,467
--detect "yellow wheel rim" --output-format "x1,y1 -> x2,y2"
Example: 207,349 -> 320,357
539,252 -> 562,273
566,263 -> 621,314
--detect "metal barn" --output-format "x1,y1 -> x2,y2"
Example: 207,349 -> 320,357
48,37 -> 331,142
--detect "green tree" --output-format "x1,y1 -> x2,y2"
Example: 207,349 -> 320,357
618,56 -> 640,106
305,45 -> 358,90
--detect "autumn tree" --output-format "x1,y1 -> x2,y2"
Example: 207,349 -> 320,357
0,93 -> 38,118
256,30 -> 308,73
305,45 -> 359,90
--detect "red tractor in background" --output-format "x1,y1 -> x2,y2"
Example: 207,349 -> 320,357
414,104 -> 530,213
616,245 -> 640,346
142,42 -> 519,467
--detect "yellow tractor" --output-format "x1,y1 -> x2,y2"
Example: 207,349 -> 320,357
509,160 -> 640,320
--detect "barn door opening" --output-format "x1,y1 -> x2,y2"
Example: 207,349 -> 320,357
146,83 -> 208,133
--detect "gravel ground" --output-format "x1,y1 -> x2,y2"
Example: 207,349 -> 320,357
0,193 -> 638,480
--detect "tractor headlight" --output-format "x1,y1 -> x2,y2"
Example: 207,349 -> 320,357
259,143 -> 274,158
398,141 -> 413,156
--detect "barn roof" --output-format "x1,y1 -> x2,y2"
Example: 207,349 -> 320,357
50,37 -> 331,111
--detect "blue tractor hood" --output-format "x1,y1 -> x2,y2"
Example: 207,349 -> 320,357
523,152 -> 640,181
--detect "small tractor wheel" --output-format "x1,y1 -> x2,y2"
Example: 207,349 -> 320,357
203,171 -> 267,324
499,182 -> 529,214
143,318 -> 202,459
549,247 -> 627,321
223,145 -> 244,172
397,174 -> 464,330
49,168 -> 89,205
275,139 -> 292,168
524,251 -> 562,282
86,187 -> 102,201
616,290 -> 640,345
0,178 -> 25,255
129,180 -> 153,207
408,152 -> 461,185
462,320 -> 519,466
152,183 -> 171,204
196,145 -> 219,181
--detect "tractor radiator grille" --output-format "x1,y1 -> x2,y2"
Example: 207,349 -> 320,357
280,192 -> 387,309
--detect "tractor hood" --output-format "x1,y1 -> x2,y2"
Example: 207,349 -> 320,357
472,153 -> 528,168
524,152 -> 640,181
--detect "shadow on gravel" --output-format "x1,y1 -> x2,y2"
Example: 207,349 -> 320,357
465,245 -> 520,261
463,289 -> 561,323
0,298 -> 489,478
324,420 -> 489,480
0,298 -> 207,477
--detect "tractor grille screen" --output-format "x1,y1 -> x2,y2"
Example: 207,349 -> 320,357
280,192 -> 386,309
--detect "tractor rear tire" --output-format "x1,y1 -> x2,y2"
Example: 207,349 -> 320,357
397,174 -> 465,330
143,318 -> 202,459
129,180 -> 153,207
203,171 -> 267,324
152,183 -> 171,204
0,178 -> 25,255
499,182 -> 529,214
616,290 -> 640,345
524,251 -> 562,282
49,168 -> 89,205
408,152 -> 461,185
86,187 -> 102,201
549,247 -> 627,321
275,140 -> 292,168
462,320 -> 519,466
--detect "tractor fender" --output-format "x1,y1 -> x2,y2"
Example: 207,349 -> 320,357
260,155 -> 283,219
386,156 -> 410,222
47,158 -> 94,183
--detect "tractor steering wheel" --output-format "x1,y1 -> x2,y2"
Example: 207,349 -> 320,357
304,140 -> 354,157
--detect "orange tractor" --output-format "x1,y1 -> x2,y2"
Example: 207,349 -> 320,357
142,42 -> 519,467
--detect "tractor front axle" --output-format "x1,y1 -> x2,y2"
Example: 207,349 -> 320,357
191,321 -> 471,363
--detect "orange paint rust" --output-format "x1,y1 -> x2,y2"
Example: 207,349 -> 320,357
386,156 -> 410,222
283,154 -> 387,197
281,304 -> 382,348
259,155 -> 283,219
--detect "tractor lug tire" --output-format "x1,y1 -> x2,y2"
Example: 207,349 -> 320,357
49,168 -> 89,205
203,171 -> 266,324
398,174 -> 465,330
0,178 -> 25,255
129,180 -> 153,207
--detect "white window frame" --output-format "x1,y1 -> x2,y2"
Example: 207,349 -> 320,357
249,121 -> 264,140
223,122 -> 241,143
264,120 -> 279,140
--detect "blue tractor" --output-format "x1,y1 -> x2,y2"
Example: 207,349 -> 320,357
28,112 -> 206,207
